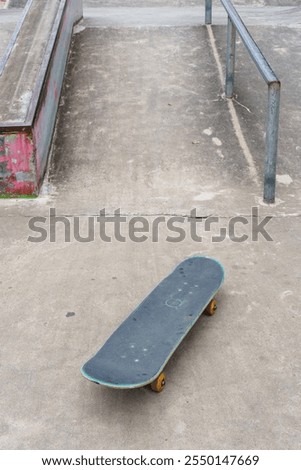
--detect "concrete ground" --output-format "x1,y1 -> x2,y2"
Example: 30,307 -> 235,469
0,0 -> 301,450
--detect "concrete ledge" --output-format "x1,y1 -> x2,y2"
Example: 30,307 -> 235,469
0,0 -> 83,196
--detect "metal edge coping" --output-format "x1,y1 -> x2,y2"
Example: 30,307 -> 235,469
0,0 -> 35,77
0,123 -> 31,132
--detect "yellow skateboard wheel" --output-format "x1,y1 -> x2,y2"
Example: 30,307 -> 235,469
205,299 -> 217,316
151,372 -> 166,393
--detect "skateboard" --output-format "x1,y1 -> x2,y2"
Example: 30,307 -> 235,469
81,256 -> 224,392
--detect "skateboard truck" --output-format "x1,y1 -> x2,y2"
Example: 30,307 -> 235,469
151,372 -> 166,393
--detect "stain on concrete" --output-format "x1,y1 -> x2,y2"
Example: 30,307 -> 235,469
276,174 -> 293,185
66,312 -> 76,318
203,128 -> 213,136
212,137 -> 222,147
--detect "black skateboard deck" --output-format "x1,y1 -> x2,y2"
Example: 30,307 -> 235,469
81,256 -> 224,392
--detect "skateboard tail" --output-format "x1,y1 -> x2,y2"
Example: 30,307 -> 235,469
81,365 -> 162,389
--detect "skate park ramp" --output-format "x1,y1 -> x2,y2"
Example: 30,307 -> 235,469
0,0 -> 301,451
43,1 -> 301,216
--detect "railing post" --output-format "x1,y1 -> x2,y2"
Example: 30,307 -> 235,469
264,81 -> 281,203
225,16 -> 236,98
205,0 -> 212,25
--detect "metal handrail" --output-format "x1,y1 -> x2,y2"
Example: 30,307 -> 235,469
205,0 -> 281,203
